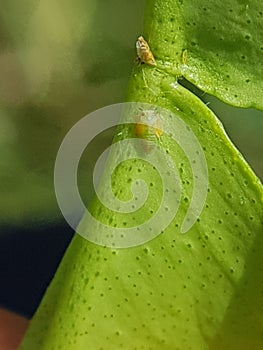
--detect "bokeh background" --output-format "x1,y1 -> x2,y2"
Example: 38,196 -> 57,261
0,0 -> 262,318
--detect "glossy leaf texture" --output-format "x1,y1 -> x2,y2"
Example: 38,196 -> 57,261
19,0 -> 263,349
20,66 -> 263,349
144,0 -> 263,109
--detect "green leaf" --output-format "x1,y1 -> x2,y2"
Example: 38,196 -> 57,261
20,66 -> 263,349
144,0 -> 263,109
1,0 -> 262,226
20,0 -> 263,349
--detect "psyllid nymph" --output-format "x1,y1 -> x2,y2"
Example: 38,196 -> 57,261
134,109 -> 162,153
136,36 -> 156,66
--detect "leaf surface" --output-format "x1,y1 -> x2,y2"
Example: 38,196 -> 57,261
144,0 -> 263,108
20,67 -> 263,349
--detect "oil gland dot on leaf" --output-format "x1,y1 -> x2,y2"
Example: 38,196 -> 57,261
136,36 -> 156,66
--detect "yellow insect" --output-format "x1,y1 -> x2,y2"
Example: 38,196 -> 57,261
136,36 -> 156,66
182,49 -> 187,64
135,110 -> 162,153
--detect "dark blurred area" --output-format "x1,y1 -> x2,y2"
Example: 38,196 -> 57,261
0,223 -> 74,318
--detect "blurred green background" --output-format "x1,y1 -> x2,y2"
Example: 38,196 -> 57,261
0,0 -> 262,317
